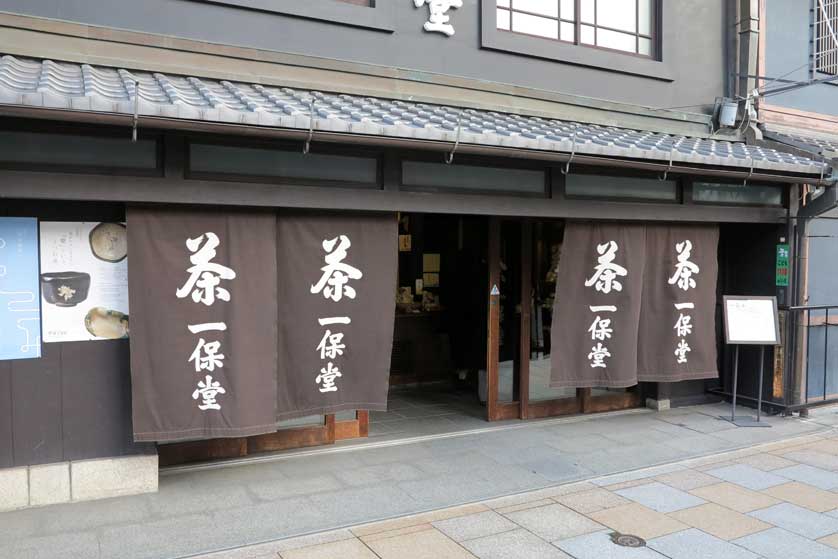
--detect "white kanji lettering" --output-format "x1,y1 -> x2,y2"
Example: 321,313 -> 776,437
176,232 -> 237,305
673,313 -> 693,337
316,362 -> 343,393
188,337 -> 225,372
588,343 -> 611,368
584,241 -> 628,294
192,374 -> 226,410
317,330 -> 346,360
310,235 -> 363,302
588,316 -> 613,341
413,0 -> 463,36
668,240 -> 700,291
674,339 -> 691,364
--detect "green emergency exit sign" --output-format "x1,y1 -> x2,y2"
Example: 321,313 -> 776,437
776,244 -> 789,287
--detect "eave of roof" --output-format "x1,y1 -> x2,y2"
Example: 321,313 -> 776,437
0,54 -> 831,181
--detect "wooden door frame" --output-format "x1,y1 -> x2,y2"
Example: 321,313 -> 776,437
487,217 -> 643,422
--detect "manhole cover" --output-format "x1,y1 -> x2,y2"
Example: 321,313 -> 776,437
610,533 -> 646,547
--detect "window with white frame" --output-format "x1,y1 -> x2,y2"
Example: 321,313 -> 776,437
815,0 -> 838,75
496,0 -> 656,57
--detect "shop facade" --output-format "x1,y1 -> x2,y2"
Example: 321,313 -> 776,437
0,1 -> 835,509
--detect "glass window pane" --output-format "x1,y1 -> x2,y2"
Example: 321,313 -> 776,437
402,161 -> 546,194
581,24 -> 596,44
512,11 -> 559,39
189,143 -> 378,184
693,182 -> 783,205
497,0 -> 510,7
596,0 -> 637,33
513,0 -> 558,18
497,8 -> 511,30
560,0 -> 575,20
560,21 -> 575,41
565,174 -> 678,201
580,0 -> 595,23
0,131 -> 157,169
638,37 -> 652,56
639,0 -> 653,35
596,28 -> 637,52
530,222 -> 577,403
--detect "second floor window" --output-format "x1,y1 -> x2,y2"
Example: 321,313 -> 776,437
496,0 -> 656,58
815,0 -> 838,75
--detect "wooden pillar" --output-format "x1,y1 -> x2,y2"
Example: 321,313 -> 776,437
487,217 -> 501,420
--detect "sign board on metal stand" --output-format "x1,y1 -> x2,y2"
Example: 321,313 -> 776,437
721,296 -> 780,427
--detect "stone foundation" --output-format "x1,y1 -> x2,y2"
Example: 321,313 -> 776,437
0,454 -> 158,512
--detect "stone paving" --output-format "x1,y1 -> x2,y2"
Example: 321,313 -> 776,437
196,428 -> 838,559
1,402 -> 837,558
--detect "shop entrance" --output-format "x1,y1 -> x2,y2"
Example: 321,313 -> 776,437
159,215 -> 643,466
369,213 -> 490,439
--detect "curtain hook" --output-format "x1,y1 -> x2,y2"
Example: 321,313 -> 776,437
132,80 -> 140,143
659,143 -> 675,181
303,99 -> 316,155
743,156 -> 754,186
561,129 -> 577,175
445,111 -> 462,165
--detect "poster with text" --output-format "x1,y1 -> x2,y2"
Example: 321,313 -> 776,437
39,222 -> 129,343
0,217 -> 42,360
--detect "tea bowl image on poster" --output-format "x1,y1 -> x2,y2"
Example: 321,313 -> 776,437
40,222 -> 129,343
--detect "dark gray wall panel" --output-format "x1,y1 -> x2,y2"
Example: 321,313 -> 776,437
61,341 -> 152,461
0,361 -> 13,468
809,208 -> 838,307
0,0 -> 727,111
11,343 -> 63,466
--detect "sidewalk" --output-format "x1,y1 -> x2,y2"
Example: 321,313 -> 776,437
210,427 -> 838,559
1,402 -> 836,559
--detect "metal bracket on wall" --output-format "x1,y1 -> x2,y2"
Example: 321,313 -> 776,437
445,111 -> 462,165
132,80 -> 140,143
303,99 -> 316,155
560,129 -> 577,175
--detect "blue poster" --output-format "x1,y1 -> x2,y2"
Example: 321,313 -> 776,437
0,218 -> 41,360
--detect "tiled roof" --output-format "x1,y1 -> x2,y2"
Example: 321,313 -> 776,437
0,55 -> 829,176
762,128 -> 838,159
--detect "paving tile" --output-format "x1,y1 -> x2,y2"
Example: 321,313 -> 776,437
365,526 -> 476,559
773,464 -> 838,490
614,482 -> 706,513
280,538 -> 378,559
592,464 -> 687,487
782,450 -> 838,471
352,503 -> 488,537
818,531 -> 838,549
589,503 -> 688,540
483,482 -> 594,510
505,503 -> 603,542
668,503 -> 770,540
555,488 -> 629,514
494,498 -> 555,515
705,464 -> 788,490
432,510 -> 518,542
763,482 -> 838,512
647,528 -> 759,559
689,482 -> 781,513
556,529 -> 667,559
734,453 -> 798,471
654,469 -> 721,491
462,528 -> 572,559
603,479 -> 657,491
733,527 -> 838,559
361,523 -> 434,543
749,502 -> 838,539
